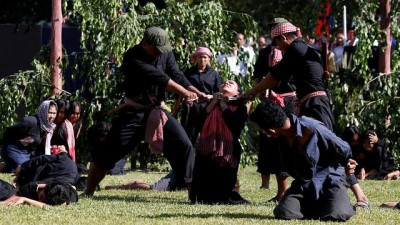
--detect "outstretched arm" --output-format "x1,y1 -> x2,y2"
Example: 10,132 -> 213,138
1,195 -> 46,207
242,73 -> 278,99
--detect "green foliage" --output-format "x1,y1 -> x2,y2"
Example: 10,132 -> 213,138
330,1 -> 400,165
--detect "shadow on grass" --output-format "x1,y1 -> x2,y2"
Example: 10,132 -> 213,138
91,194 -> 189,204
144,212 -> 274,220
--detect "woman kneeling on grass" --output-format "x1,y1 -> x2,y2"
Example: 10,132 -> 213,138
190,80 -> 248,204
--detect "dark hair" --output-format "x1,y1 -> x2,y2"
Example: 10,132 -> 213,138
49,101 -> 57,109
67,101 -> 82,120
250,100 -> 287,129
55,99 -> 70,123
44,182 -> 75,205
341,125 -> 359,144
88,121 -> 111,143
67,100 -> 83,136
360,130 -> 375,143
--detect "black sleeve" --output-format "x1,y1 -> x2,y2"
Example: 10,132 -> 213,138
222,104 -> 248,136
21,154 -> 58,169
17,182 -> 39,200
0,179 -> 17,201
165,52 -> 192,88
3,116 -> 40,144
214,71 -> 222,92
252,47 -> 271,81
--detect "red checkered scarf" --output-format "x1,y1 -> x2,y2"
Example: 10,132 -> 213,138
190,46 -> 212,64
145,107 -> 168,155
196,105 -> 237,168
271,22 -> 298,39
269,46 -> 282,67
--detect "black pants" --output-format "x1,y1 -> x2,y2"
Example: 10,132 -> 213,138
300,95 -> 334,131
257,134 -> 288,176
273,180 -> 355,221
92,107 -> 195,187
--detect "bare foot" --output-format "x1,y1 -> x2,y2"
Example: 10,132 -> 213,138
105,180 -> 151,190
380,202 -> 399,208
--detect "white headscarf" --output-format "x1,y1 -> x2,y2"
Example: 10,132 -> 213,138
37,100 -> 57,155
38,100 -> 57,133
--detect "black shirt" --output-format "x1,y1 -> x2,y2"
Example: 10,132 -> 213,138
2,115 -> 42,151
0,179 -> 16,201
270,38 -> 325,99
184,65 -> 221,95
122,44 -> 192,103
253,46 -> 296,94
16,152 -> 78,187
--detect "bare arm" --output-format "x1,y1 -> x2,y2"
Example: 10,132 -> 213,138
1,195 -> 46,207
166,79 -> 197,101
242,73 -> 278,99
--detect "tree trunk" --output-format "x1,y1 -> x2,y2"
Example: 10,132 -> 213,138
50,0 -> 63,96
379,0 -> 391,74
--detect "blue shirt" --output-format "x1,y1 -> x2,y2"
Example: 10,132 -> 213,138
284,114 -> 352,200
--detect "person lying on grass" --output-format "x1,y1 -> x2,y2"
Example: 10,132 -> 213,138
0,179 -> 78,207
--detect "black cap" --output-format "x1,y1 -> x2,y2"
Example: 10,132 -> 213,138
142,26 -> 173,53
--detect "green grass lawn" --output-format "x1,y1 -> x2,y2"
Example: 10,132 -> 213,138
1,165 -> 400,225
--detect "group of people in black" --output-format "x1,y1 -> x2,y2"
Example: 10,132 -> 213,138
1,19 -> 399,221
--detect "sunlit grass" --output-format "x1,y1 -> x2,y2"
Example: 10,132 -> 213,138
1,166 -> 399,225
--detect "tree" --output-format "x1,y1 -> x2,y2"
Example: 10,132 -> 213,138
50,0 -> 63,96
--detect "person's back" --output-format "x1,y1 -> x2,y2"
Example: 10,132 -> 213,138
15,151 -> 78,187
250,100 -> 355,221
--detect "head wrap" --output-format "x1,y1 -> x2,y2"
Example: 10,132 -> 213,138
190,47 -> 212,63
271,22 -> 298,39
269,46 -> 283,67
38,100 -> 57,133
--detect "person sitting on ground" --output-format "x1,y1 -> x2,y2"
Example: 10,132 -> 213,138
0,178 -> 78,206
1,100 -> 57,173
341,125 -> 371,208
48,99 -> 76,162
250,100 -> 356,221
190,80 -> 248,205
67,100 -> 83,140
355,130 -> 395,180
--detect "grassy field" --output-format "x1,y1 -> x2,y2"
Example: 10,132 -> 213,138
1,165 -> 400,225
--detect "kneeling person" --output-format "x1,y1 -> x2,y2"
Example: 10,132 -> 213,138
250,100 -> 356,221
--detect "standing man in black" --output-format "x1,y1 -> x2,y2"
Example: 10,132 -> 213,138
244,21 -> 334,131
84,26 -> 205,197
252,18 -> 296,202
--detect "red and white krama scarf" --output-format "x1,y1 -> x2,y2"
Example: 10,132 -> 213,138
196,105 -> 237,168
64,119 -> 76,162
145,107 -> 168,155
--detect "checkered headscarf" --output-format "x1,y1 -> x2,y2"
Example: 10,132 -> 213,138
271,22 -> 298,39
38,100 -> 57,133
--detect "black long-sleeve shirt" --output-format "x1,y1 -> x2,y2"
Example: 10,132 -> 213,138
184,65 -> 221,95
270,38 -> 325,99
253,46 -> 295,94
16,152 -> 78,187
2,115 -> 42,151
122,44 -> 191,103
